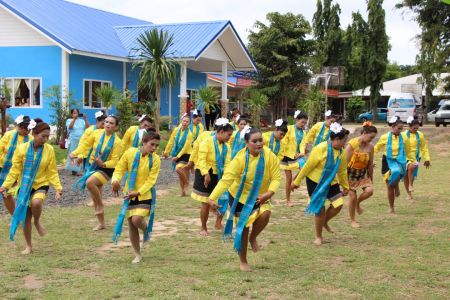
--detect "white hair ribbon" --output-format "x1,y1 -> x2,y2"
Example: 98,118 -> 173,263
325,110 -> 332,117
330,122 -> 343,134
95,111 -> 104,118
294,110 -> 301,118
406,116 -> 414,124
27,119 -> 37,130
15,115 -> 24,125
215,117 -> 229,127
139,115 -> 147,122
275,119 -> 284,127
240,125 -> 251,139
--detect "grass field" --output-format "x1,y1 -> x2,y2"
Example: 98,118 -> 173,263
1,130 -> 449,299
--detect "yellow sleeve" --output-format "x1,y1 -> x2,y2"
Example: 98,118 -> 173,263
46,146 -> 62,191
210,153 -> 243,202
374,134 -> 387,154
0,131 -> 11,156
111,148 -> 130,183
262,132 -> 271,148
337,151 -> 349,190
189,136 -> 200,163
164,128 -> 178,156
137,154 -> 160,196
299,130 -> 309,154
104,138 -> 124,168
2,144 -> 25,189
267,151 -> 281,193
199,123 -> 205,136
224,143 -> 232,170
294,145 -> 321,186
72,131 -> 95,158
198,139 -> 210,176
403,133 -> 415,162
177,131 -> 193,158
419,132 -> 430,162
228,131 -> 236,148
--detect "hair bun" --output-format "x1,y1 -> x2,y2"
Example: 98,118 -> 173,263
362,121 -> 372,127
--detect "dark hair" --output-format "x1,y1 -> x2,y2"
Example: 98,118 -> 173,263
146,127 -> 157,134
17,116 -> 31,129
330,127 -> 350,140
139,115 -> 153,124
70,108 -> 80,114
295,112 -> 308,120
389,116 -> 403,127
215,123 -> 234,132
326,113 -> 336,120
244,128 -> 262,141
238,118 -> 248,125
193,111 -> 202,118
96,110 -> 107,122
34,118 -> 44,124
33,122 -> 51,135
408,119 -> 420,126
361,124 -> 378,135
142,131 -> 160,143
108,115 -> 120,126
275,120 -> 288,133
181,114 -> 190,121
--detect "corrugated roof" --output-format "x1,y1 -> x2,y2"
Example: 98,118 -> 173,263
0,0 -> 151,58
114,21 -> 230,59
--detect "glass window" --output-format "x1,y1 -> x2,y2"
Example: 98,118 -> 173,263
388,98 -> 414,108
91,81 -> 102,108
2,78 -> 41,107
84,81 -> 90,107
32,79 -> 40,106
83,80 -> 112,108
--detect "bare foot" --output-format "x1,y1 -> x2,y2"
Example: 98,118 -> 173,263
199,229 -> 209,237
408,184 -> 414,193
240,262 -> 251,272
93,224 -> 106,231
388,207 -> 395,214
214,222 -> 223,230
313,238 -> 323,245
132,255 -> 142,264
21,247 -> 32,255
180,190 -> 187,197
34,222 -> 48,237
351,221 -> 361,228
286,200 -> 294,207
406,193 -> 413,202
249,239 -> 261,252
356,206 -> 364,215
324,223 -> 334,233
87,201 -> 94,207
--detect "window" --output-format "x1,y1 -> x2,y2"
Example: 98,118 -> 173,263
83,79 -> 111,108
3,78 -> 41,107
388,98 -> 414,108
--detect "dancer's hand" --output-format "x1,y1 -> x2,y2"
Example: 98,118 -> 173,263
291,183 -> 299,192
76,157 -> 83,166
55,190 -> 62,201
184,161 -> 194,169
342,189 -> 349,196
172,157 -> 178,163
94,156 -> 105,167
424,161 -> 431,169
208,199 -> 220,210
112,181 -> 120,197
295,153 -> 304,159
256,192 -> 273,205
127,191 -> 139,199
204,173 -> 211,188
0,187 -> 7,198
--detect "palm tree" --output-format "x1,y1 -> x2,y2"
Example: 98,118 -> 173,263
198,86 -> 220,115
246,89 -> 269,128
94,85 -> 122,115
133,28 -> 178,131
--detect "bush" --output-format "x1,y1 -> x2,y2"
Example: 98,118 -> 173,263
300,86 -> 325,126
160,116 -> 171,131
346,96 -> 366,122
116,96 -> 137,137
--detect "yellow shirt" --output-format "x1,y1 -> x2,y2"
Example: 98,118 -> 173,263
190,122 -> 205,142
403,130 -> 430,162
210,147 -> 281,204
164,126 -> 193,157
374,132 -> 415,162
189,131 -> 212,165
198,135 -> 231,176
0,130 -> 32,168
111,148 -> 161,200
294,141 -> 349,190
282,125 -> 306,159
2,142 -> 62,191
71,129 -> 124,168
122,125 -> 139,151
300,122 -> 330,154
262,131 -> 284,160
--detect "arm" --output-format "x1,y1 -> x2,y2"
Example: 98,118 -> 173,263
2,146 -> 25,189
71,132 -> 95,158
122,127 -> 133,150
83,115 -> 90,129
137,155 -> 161,195
374,134 -> 386,155
0,131 -> 11,156
420,133 -> 430,162
345,143 -> 354,168
47,147 -> 62,191
403,135 -> 415,162
111,149 -> 130,184
224,144 -> 232,170
293,146 -> 321,186
368,145 -> 374,181
104,139 -> 124,168
164,128 -> 177,156
67,118 -> 76,130
301,124 -> 318,154
337,151 -> 349,190
267,152 -> 281,193
197,139 -> 210,176
209,156 -> 243,202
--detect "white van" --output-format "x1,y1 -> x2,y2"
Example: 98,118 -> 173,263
387,93 -> 417,122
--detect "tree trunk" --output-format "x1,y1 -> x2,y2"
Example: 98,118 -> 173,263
370,84 -> 379,122
155,83 -> 161,133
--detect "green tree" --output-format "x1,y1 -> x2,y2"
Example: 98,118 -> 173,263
248,12 -> 313,120
245,89 -> 269,128
133,28 -> 178,131
300,86 -> 325,126
93,85 -> 122,115
198,86 -> 220,116
346,96 -> 366,122
367,0 -> 389,121
115,91 -> 136,137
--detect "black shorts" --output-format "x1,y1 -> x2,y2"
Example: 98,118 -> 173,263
98,167 -> 114,178
177,154 -> 190,164
281,156 -> 296,163
229,195 -> 260,216
381,155 -> 389,174
29,185 -> 49,199
192,169 -> 219,196
306,177 -> 342,201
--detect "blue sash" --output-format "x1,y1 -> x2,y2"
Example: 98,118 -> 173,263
386,132 -> 406,185
213,136 -> 229,216
294,126 -> 306,168
314,123 -> 330,146
170,127 -> 188,170
305,142 -> 342,215
0,131 -> 29,188
189,123 -> 200,142
10,141 -> 43,240
224,149 -> 265,253
406,130 -> 420,178
75,131 -> 115,190
231,131 -> 245,159
132,127 -> 140,148
269,132 -> 280,156
84,125 -> 97,172
143,154 -> 157,242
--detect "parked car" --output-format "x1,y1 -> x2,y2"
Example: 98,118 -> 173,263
435,100 -> 450,127
356,108 -> 388,122
427,108 -> 438,122
386,93 -> 417,122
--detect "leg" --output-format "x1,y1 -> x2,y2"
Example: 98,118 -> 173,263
239,227 -> 251,272
249,211 -> 271,252
393,181 -> 400,198
407,164 -> 417,192
314,207 -> 326,245
348,190 -> 360,228
129,216 -> 147,263
386,182 -> 396,213
357,186 -> 374,214
214,213 -> 224,230
3,195 -> 15,215
403,170 -> 412,200
324,204 -> 343,233
22,208 -> 33,255
176,168 -> 188,196
86,176 -> 106,230
200,202 -> 209,236
30,198 -> 47,237
284,170 -> 294,207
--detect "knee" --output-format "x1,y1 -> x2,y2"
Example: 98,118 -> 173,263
86,179 -> 95,189
131,216 -> 143,228
365,187 -> 374,196
31,199 -> 43,210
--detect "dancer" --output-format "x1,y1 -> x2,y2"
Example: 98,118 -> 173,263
281,111 -> 308,207
0,121 -> 62,254
263,119 -> 288,160
229,118 -> 248,159
374,116 -> 415,213
292,123 -> 349,245
189,110 -> 204,143
70,116 -> 123,230
111,130 -> 161,264
65,108 -> 89,175
191,118 -> 233,236
229,108 -> 240,131
163,114 -> 193,196
346,122 -> 377,228
0,115 -> 32,214
209,128 -> 281,272
403,116 -> 431,200
300,110 -> 336,155
122,115 -> 153,151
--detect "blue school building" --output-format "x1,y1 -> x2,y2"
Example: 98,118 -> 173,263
0,0 -> 256,124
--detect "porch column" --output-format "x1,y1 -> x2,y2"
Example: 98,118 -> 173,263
179,61 -> 188,120
221,61 -> 228,118
61,49 -> 69,109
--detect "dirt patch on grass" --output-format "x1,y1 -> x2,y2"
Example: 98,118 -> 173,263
415,222 -> 446,235
53,264 -> 101,277
314,287 -> 359,299
102,189 -> 170,206
23,274 -> 45,289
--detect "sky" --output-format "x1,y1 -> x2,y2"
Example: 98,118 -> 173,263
69,0 -> 421,65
